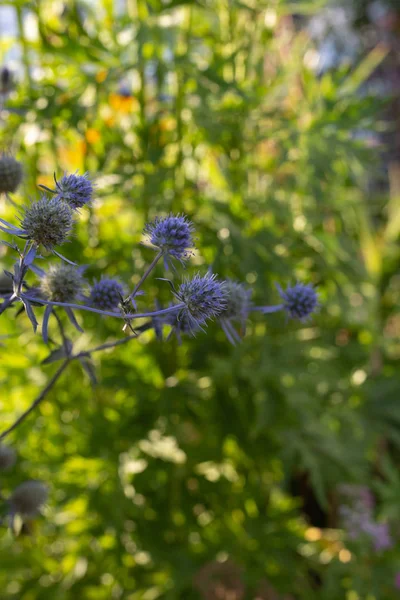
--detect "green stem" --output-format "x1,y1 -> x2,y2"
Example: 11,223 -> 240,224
128,250 -> 163,301
0,360 -> 70,441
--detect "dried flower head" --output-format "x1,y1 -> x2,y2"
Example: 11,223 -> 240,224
144,214 -> 194,266
20,196 -> 74,250
0,444 -> 16,470
218,280 -> 252,344
222,280 -> 252,323
10,480 -> 48,517
54,172 -> 93,210
173,273 -> 227,331
0,155 -> 23,194
41,263 -> 85,302
90,278 -> 125,311
277,282 -> 319,321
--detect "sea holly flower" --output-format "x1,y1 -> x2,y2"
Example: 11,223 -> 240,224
219,280 -> 252,345
34,262 -> 87,342
170,273 -> 227,332
254,281 -> 319,322
277,282 -> 319,321
53,172 -> 93,210
9,480 -> 48,517
144,214 -> 195,269
40,263 -> 86,303
90,278 -> 125,311
0,155 -> 23,194
18,195 -> 74,251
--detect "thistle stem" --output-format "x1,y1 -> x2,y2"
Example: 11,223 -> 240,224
74,332 -> 140,357
20,295 -> 184,320
0,360 -> 70,441
128,250 -> 163,301
251,304 -> 284,314
122,250 -> 163,332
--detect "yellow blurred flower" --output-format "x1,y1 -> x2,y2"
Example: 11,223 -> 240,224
86,128 -> 101,144
109,93 -> 139,114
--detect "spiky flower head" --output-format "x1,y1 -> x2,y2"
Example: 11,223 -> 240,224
278,282 -> 318,321
9,480 -> 48,517
41,263 -> 84,302
222,280 -> 252,323
20,196 -> 73,250
0,444 -> 16,470
54,172 -> 93,210
144,214 -> 194,266
90,278 -> 125,311
174,273 -> 227,330
0,155 -> 23,193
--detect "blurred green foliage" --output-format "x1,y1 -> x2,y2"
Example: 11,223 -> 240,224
1,0 -> 400,599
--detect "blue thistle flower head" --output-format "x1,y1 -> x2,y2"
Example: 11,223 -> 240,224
55,172 -> 93,210
90,278 -> 125,311
173,273 -> 227,331
277,282 -> 319,321
144,214 -> 194,267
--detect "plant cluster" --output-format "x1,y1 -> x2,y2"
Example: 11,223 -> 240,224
0,161 -> 318,534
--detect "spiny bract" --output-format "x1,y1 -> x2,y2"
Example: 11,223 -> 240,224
20,196 -> 73,250
41,263 -> 84,303
90,278 -> 125,311
0,155 -> 23,193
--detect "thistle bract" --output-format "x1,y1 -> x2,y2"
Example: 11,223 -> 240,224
175,273 -> 227,330
90,278 -> 124,311
164,306 -> 200,341
9,480 -> 48,517
278,282 -> 318,321
144,214 -> 194,265
0,155 -> 23,193
20,196 -> 73,250
55,172 -> 93,210
0,444 -> 16,470
41,263 -> 84,302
